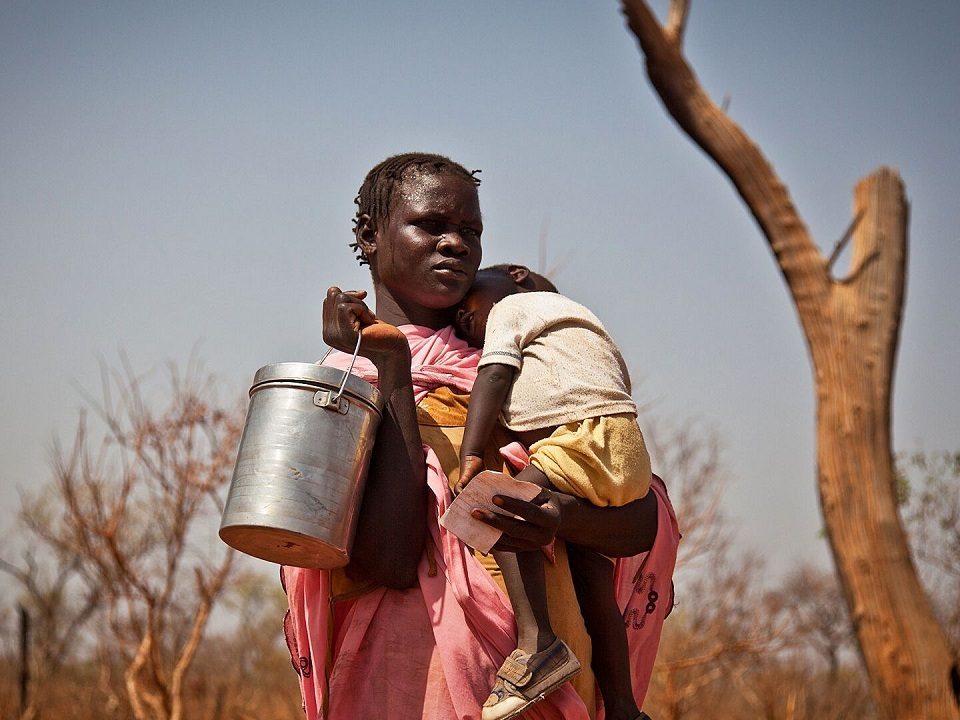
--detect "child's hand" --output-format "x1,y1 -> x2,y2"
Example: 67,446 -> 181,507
455,454 -> 486,495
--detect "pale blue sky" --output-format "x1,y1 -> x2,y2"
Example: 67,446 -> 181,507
2,1 -> 958,583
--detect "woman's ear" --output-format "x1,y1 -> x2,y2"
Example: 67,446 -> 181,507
355,213 -> 378,260
507,264 -> 531,287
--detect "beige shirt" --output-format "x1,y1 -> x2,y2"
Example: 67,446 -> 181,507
477,292 -> 637,431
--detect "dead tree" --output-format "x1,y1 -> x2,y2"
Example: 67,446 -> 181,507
620,2 -> 959,717
25,359 -> 243,720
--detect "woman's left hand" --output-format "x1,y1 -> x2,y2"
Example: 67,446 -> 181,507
472,489 -> 562,552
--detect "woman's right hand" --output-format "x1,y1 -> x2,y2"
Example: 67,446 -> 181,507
323,287 -> 409,366
473,489 -> 563,553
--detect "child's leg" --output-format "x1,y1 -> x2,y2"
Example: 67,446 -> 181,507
483,546 -> 581,720
494,462 -> 556,653
566,543 -> 641,720
486,472 -> 582,720
492,549 -> 556,653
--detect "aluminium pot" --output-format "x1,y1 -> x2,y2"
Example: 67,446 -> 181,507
219,358 -> 382,569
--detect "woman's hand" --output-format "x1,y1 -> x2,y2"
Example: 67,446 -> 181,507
322,287 -> 375,351
323,287 -> 408,366
472,489 -> 562,553
472,483 -> 660,556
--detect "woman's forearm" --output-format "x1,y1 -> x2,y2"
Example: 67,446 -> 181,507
479,476 -> 660,557
554,485 -> 659,557
345,359 -> 427,589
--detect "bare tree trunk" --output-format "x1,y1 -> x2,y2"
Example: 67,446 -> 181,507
17,604 -> 34,720
813,172 -> 956,717
620,2 -> 959,717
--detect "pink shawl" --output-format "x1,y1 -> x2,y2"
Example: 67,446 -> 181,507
281,325 -> 679,719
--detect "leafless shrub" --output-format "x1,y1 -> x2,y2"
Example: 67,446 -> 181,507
7,357 -> 243,720
899,451 -> 960,653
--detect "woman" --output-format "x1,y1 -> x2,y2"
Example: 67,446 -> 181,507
282,153 -> 679,720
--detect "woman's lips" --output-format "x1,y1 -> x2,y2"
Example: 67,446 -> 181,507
432,262 -> 467,279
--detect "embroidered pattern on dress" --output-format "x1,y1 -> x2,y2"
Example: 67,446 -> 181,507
626,571 -> 659,630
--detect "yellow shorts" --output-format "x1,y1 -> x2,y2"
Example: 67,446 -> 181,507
528,413 -> 651,507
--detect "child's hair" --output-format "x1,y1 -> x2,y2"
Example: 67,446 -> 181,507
478,264 -> 559,293
350,153 -> 482,266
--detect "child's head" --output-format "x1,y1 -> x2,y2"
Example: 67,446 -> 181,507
455,264 -> 558,347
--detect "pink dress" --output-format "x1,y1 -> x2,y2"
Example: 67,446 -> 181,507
282,325 -> 680,719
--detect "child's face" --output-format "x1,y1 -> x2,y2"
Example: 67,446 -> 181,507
454,273 -> 517,348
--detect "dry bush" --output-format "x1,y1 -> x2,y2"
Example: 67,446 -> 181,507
3,358 -> 244,720
899,451 -> 960,653
642,418 -> 875,719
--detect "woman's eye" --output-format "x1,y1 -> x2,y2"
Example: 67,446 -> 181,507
418,219 -> 444,234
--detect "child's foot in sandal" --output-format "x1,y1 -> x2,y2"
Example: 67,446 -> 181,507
481,638 -> 581,720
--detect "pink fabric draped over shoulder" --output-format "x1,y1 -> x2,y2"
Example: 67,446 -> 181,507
281,325 -> 679,719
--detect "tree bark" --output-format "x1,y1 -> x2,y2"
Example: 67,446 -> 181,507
620,2 -> 960,717
814,172 -> 957,717
18,604 -> 34,720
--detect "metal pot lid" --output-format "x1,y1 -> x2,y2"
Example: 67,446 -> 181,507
250,361 -> 383,411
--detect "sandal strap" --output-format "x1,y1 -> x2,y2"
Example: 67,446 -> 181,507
497,654 -> 533,687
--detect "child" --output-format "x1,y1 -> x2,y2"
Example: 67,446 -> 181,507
456,264 -> 653,720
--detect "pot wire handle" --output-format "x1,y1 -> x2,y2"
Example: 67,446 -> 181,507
331,330 -> 363,403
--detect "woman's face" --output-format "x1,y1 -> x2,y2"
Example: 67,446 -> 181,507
361,170 -> 483,325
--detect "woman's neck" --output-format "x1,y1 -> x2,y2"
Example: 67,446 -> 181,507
374,287 -> 454,329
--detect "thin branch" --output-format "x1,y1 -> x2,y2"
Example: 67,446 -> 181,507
658,636 -> 765,671
545,250 -> 575,282
537,217 -> 550,277
169,565 -> 228,720
621,0 -> 830,315
0,557 -> 33,590
665,0 -> 690,44
124,633 -> 153,720
827,209 -> 865,272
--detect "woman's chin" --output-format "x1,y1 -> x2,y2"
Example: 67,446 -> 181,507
432,269 -> 472,295
420,280 -> 470,307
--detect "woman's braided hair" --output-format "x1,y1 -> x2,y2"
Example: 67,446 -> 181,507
350,152 -> 481,266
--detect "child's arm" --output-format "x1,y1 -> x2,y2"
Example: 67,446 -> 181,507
457,363 -> 516,494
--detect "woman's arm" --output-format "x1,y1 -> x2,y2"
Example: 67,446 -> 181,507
322,288 -> 427,589
552,487 -> 659,556
473,475 -> 662,558
347,360 -> 426,588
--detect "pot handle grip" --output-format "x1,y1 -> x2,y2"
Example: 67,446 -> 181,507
330,331 -> 363,403
314,332 -> 364,413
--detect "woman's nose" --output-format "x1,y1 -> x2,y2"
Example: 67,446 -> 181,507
437,231 -> 470,256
